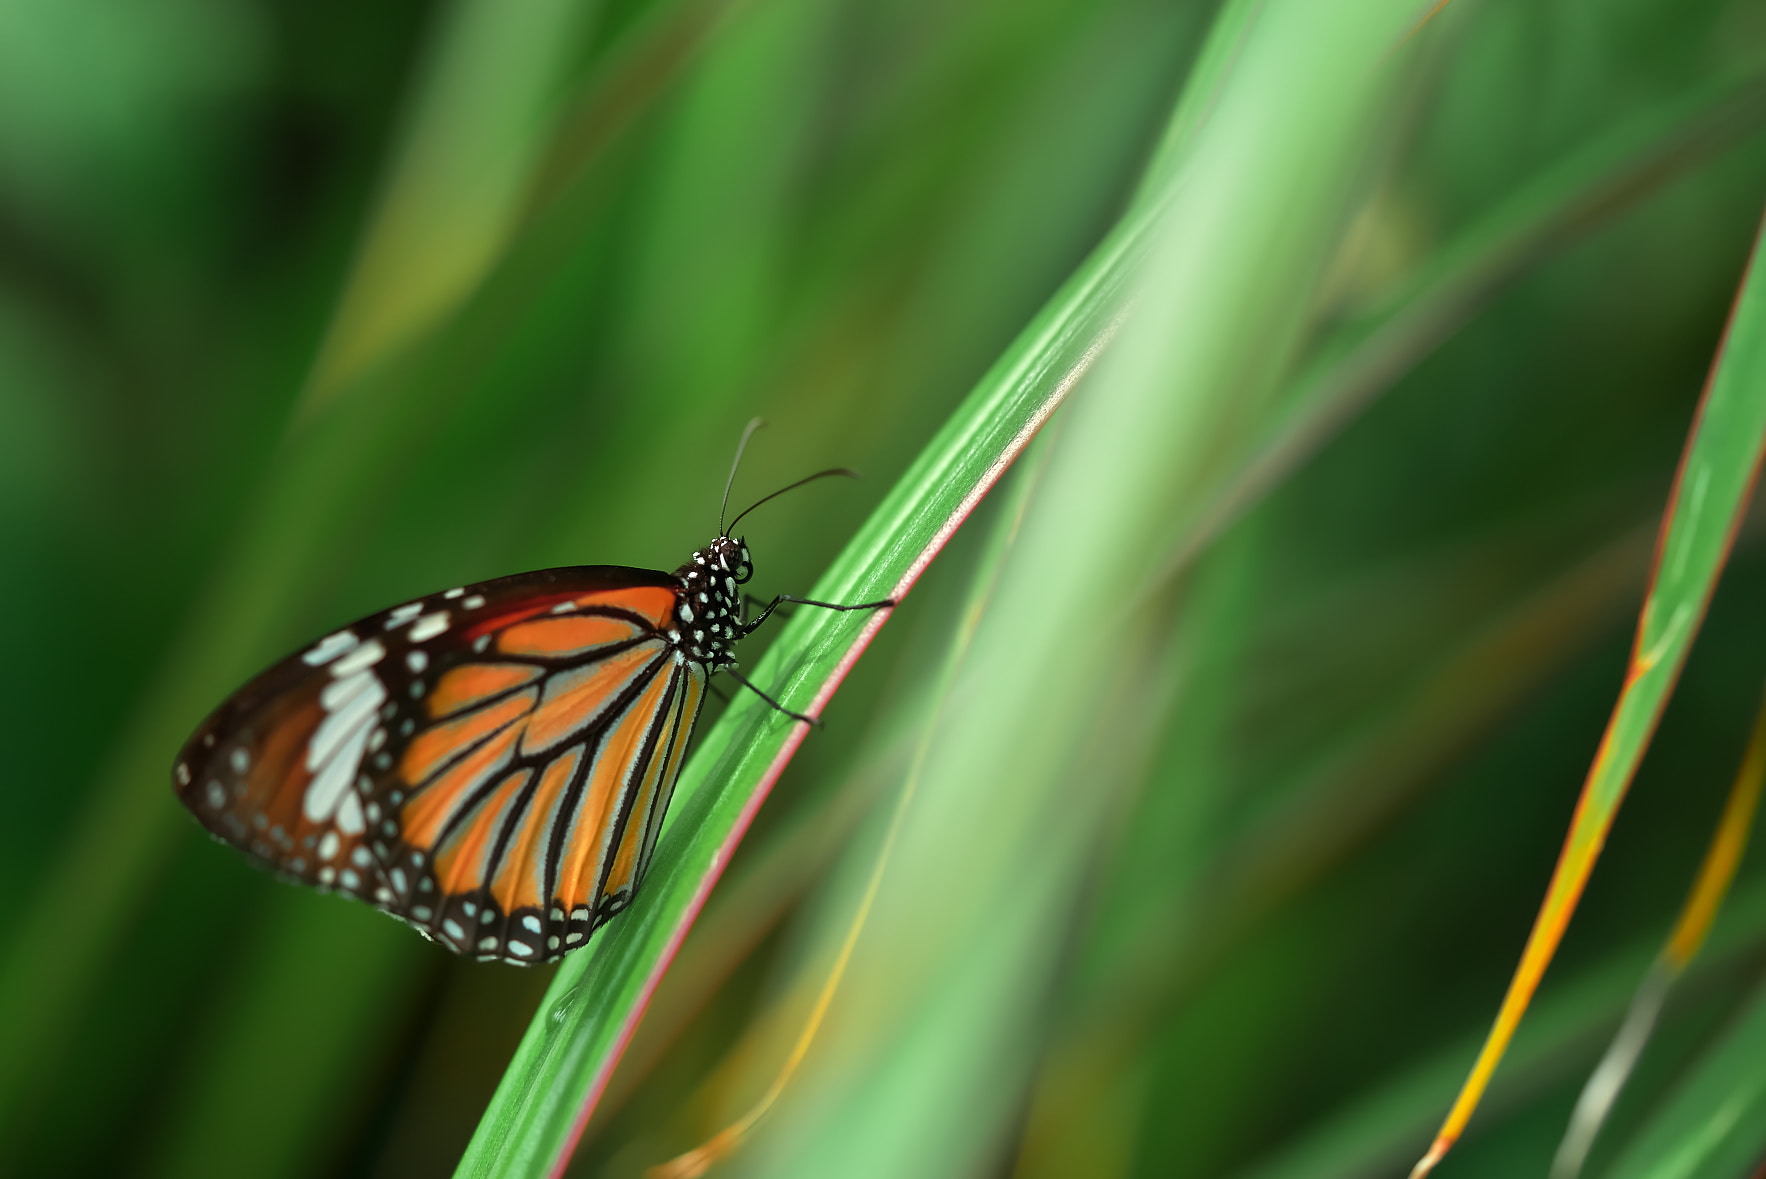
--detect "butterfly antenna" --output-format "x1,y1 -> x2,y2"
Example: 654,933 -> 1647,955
720,418 -> 766,536
725,468 -> 860,535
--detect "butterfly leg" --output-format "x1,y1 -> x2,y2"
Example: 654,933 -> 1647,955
724,668 -> 821,726
728,595 -> 894,723
741,592 -> 776,625
740,594 -> 895,636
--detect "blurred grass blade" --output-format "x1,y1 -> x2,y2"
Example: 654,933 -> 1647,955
141,894 -> 431,1179
526,0 -> 749,214
300,0 -> 595,416
453,105 -> 1169,1179
1154,63 -> 1766,587
1411,211 -> 1766,1177
974,63 -> 1766,1175
647,430 -> 1056,1179
1603,973 -> 1766,1179
1233,878 -> 1766,1179
1550,684 -> 1766,1179
0,0 -> 592,1149
706,3 -> 1431,1175
1660,692 -> 1766,970
1013,508 -> 1658,1178
586,723 -> 912,1127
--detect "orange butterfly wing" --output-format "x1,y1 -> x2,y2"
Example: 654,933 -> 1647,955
174,566 -> 706,963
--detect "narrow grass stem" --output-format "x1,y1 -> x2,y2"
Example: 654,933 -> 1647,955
1549,682 -> 1766,1179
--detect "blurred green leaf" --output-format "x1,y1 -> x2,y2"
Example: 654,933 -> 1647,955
1161,61 -> 1766,582
302,0 -> 597,414
1603,973 -> 1766,1179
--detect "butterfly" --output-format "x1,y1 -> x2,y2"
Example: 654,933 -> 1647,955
171,447 -> 889,965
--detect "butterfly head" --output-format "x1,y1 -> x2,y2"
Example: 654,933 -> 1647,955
691,535 -> 752,582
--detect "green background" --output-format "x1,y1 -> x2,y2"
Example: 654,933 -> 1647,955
4,0 -> 1766,1176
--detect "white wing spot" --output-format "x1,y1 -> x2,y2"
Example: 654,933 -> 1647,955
205,781 -> 225,808
507,941 -> 534,958
302,630 -> 359,666
463,595 -> 486,610
340,868 -> 361,890
317,670 -> 379,721
384,602 -> 424,629
304,670 -> 385,824
374,886 -> 394,903
406,650 -> 427,673
477,936 -> 498,951
319,866 -> 336,885
390,868 -> 408,893
351,846 -> 372,868
443,918 -> 465,940
176,762 -> 190,785
229,748 -> 250,773
522,915 -> 542,934
566,931 -> 584,944
551,601 -> 577,614
547,935 -> 560,951
330,639 -> 386,678
443,588 -> 464,599
317,832 -> 340,861
411,905 -> 432,921
336,791 -> 366,835
409,612 -> 450,642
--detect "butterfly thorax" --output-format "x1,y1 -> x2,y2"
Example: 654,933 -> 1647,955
671,535 -> 752,670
